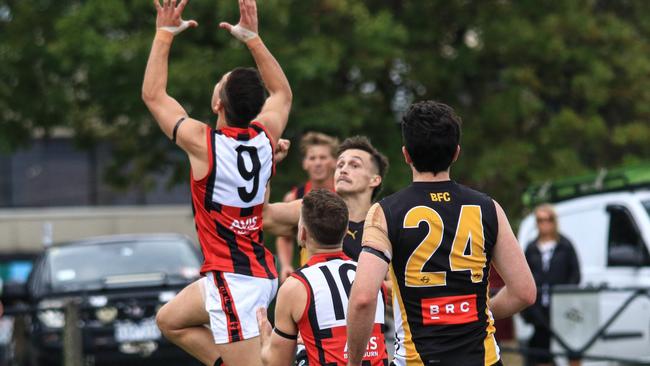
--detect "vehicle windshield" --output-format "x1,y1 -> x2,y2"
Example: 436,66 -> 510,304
644,200 -> 650,220
47,239 -> 200,289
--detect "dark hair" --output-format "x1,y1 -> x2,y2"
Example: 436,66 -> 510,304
302,189 -> 349,247
401,100 -> 461,174
337,136 -> 389,200
219,67 -> 265,128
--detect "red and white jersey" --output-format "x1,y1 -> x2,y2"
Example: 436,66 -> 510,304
291,252 -> 388,366
191,122 -> 277,279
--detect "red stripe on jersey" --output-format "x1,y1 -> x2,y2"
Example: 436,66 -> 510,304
319,325 -> 348,365
292,272 -> 321,366
235,231 -> 273,278
191,124 -> 278,279
305,252 -> 350,266
303,181 -> 313,196
217,123 -> 261,140
252,225 -> 276,279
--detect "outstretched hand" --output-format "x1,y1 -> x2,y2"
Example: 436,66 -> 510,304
219,0 -> 259,42
154,0 -> 198,35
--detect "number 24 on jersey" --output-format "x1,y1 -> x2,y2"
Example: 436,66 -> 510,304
403,205 -> 487,288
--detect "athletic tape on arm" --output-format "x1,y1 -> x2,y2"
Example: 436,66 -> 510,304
230,25 -> 258,42
159,20 -> 192,36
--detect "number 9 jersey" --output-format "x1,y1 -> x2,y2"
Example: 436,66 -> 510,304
191,122 -> 277,279
377,181 -> 501,366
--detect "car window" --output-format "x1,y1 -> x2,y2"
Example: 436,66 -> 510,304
0,260 -> 34,285
47,239 -> 200,288
644,200 -> 650,219
607,205 -> 650,266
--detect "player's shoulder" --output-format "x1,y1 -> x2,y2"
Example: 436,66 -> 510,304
453,181 -> 495,204
280,275 -> 306,295
278,275 -> 310,322
377,185 -> 412,207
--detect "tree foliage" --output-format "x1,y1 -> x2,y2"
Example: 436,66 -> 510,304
1,0 -> 649,215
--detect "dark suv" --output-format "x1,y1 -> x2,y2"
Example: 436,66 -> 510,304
9,234 -> 202,366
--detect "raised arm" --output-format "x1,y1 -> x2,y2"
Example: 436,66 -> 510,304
262,199 -> 302,237
489,200 -> 537,319
219,0 -> 292,144
142,0 -> 209,176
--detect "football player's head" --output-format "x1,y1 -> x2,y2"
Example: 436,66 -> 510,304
298,189 -> 349,249
212,67 -> 265,128
335,136 -> 389,201
300,132 -> 338,183
400,100 -> 461,174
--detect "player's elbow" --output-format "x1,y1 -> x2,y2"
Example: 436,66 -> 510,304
518,282 -> 537,307
141,89 -> 156,105
261,207 -> 277,233
350,291 -> 376,312
141,88 -> 164,106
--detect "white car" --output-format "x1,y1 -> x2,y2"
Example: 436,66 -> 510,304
516,168 -> 650,365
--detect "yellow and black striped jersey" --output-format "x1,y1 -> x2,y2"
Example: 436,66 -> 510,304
378,180 -> 500,366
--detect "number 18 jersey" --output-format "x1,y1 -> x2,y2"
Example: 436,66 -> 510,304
378,181 -> 500,366
191,122 -> 277,279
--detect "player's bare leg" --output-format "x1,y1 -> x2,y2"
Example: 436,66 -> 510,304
156,280 -> 222,365
215,337 -> 263,366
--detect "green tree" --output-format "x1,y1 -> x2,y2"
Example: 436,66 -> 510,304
1,0 -> 649,217
1,0 -> 406,198
389,0 -> 650,215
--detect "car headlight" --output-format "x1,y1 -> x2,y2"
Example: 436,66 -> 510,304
37,309 -> 65,328
37,299 -> 65,329
89,295 -> 108,308
158,291 -> 176,303
95,307 -> 118,324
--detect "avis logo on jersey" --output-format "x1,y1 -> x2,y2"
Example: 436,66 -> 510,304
229,216 -> 260,236
343,336 -> 380,359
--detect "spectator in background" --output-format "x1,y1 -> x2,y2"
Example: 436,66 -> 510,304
524,203 -> 581,366
275,132 -> 338,282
